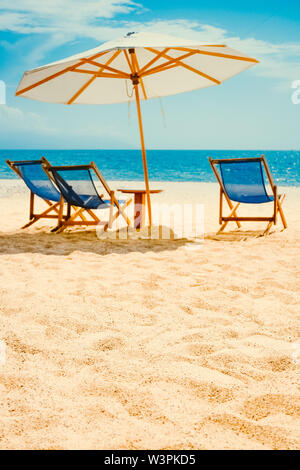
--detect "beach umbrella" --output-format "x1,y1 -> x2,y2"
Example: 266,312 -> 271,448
16,31 -> 258,225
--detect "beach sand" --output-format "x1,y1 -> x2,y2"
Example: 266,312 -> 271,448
0,180 -> 299,450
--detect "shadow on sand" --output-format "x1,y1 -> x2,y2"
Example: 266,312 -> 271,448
0,228 -> 190,256
204,228 -> 283,242
0,224 -> 282,256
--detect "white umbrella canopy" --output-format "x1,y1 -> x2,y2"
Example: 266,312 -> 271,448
16,31 -> 259,224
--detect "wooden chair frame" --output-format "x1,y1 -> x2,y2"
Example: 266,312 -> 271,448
5,157 -> 72,229
209,155 -> 287,235
42,161 -> 132,233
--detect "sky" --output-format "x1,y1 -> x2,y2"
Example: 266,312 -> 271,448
0,0 -> 300,150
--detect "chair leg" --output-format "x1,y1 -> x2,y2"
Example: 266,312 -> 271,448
22,216 -> 39,229
108,192 -> 114,230
44,199 -> 60,215
54,197 -> 132,234
86,209 -> 100,223
52,197 -> 65,232
217,202 -> 240,234
55,207 -> 85,233
219,195 -> 241,231
23,191 -> 36,228
225,199 -> 241,229
55,196 -> 64,229
22,201 -> 60,229
111,198 -> 132,228
112,195 -> 132,227
219,189 -> 240,231
29,191 -> 34,220
219,188 -> 223,225
103,198 -> 132,232
66,203 -> 71,220
263,195 -> 287,236
54,206 -> 105,233
263,221 -> 274,236
79,211 -> 87,222
278,195 -> 287,229
51,203 -> 76,232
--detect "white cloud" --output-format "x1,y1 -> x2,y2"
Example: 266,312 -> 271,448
0,104 -> 133,146
0,104 -> 56,134
0,1 -> 143,33
120,20 -> 300,82
1,3 -> 299,84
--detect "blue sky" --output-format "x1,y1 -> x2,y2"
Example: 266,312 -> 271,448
0,0 -> 300,149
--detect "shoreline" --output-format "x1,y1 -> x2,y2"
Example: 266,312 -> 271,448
1,178 -> 300,198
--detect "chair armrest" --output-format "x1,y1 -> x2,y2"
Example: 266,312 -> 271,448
273,185 -> 278,225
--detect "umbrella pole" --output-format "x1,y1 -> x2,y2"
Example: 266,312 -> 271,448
134,84 -> 152,227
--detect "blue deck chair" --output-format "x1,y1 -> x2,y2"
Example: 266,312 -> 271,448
42,161 -> 132,233
209,155 -> 287,235
5,157 -> 68,229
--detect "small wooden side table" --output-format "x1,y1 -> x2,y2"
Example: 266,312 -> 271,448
118,189 -> 163,229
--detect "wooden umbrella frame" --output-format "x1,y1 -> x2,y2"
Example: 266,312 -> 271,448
16,46 -> 258,226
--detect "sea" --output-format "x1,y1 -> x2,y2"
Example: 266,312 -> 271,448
1,150 -> 300,186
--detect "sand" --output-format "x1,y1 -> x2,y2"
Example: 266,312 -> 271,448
0,180 -> 299,450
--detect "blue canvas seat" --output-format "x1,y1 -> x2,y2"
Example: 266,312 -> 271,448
6,158 -> 65,229
218,160 -> 274,204
209,156 -> 287,235
43,162 -> 131,233
12,160 -> 61,202
48,167 -> 125,210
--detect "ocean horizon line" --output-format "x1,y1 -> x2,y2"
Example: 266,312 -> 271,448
1,148 -> 300,152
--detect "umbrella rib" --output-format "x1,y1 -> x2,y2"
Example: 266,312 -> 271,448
15,50 -> 110,96
123,50 -> 134,74
97,72 -> 128,78
72,69 -> 125,78
139,79 -> 147,100
16,63 -> 84,96
145,61 -> 220,84
80,58 -> 130,78
179,63 -> 221,84
67,75 -> 97,105
130,50 -> 137,75
172,47 -> 259,63
72,69 -> 99,74
142,49 -> 199,76
142,48 -> 221,84
138,48 -> 171,74
138,62 -> 179,78
67,50 -> 123,105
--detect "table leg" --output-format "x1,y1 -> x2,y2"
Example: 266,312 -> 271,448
134,193 -> 146,229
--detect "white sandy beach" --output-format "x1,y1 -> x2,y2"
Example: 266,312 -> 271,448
0,180 -> 299,450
